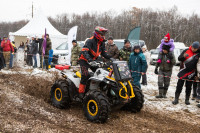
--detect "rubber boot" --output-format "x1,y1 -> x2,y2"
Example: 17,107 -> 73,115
78,83 -> 86,99
163,88 -> 168,98
185,96 -> 190,105
172,92 -> 180,105
155,87 -> 164,98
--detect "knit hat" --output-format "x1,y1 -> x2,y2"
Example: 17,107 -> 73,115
164,33 -> 170,42
192,41 -> 200,49
108,36 -> 113,40
124,39 -> 130,44
162,45 -> 170,51
141,45 -> 147,49
133,45 -> 140,50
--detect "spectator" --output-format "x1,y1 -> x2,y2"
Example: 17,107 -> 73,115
141,45 -> 150,85
119,39 -> 132,62
10,41 -> 17,68
26,38 -> 33,66
1,37 -> 14,70
157,33 -> 175,64
71,40 -> 81,66
37,35 -> 44,68
105,36 -> 119,59
0,38 -> 5,70
154,45 -> 176,98
18,41 -> 25,50
128,45 -> 147,89
43,34 -> 52,70
172,41 -> 200,105
31,36 -> 38,68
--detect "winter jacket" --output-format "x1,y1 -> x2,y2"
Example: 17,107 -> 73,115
45,38 -> 52,56
177,46 -> 200,79
71,44 -> 81,61
79,36 -> 111,62
119,46 -> 132,62
105,43 -> 119,59
37,38 -> 43,54
159,39 -> 175,52
1,40 -> 14,52
128,51 -> 147,77
143,50 -> 151,66
156,52 -> 176,72
31,40 -> 38,55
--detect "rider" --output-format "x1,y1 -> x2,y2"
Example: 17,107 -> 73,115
79,26 -> 111,98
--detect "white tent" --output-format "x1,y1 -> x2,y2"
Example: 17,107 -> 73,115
9,9 -> 67,49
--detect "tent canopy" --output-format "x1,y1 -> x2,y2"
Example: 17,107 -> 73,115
9,9 -> 67,49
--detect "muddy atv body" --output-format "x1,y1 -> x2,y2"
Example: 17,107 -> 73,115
50,61 -> 144,123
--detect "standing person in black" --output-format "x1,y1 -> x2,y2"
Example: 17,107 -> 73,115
172,42 -> 200,105
36,35 -> 44,68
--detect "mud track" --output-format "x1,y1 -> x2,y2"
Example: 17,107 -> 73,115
0,72 -> 199,133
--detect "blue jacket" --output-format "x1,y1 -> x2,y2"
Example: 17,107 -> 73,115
128,51 -> 147,77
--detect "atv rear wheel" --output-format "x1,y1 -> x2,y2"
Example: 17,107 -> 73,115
83,90 -> 110,123
50,79 -> 70,109
123,85 -> 144,113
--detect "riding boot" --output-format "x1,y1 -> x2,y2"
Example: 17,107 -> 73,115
185,95 -> 190,105
78,83 -> 86,99
155,87 -> 164,98
172,92 -> 180,105
163,88 -> 168,98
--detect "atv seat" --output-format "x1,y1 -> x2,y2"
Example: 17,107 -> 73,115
55,65 -> 70,70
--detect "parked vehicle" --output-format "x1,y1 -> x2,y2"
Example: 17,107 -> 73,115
150,42 -> 188,65
52,41 -> 69,65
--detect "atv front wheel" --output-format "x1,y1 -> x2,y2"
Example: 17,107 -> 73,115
123,85 -> 144,113
83,90 -> 110,123
50,79 -> 70,109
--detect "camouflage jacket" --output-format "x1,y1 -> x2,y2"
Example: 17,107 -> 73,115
71,44 -> 81,61
119,46 -> 132,61
105,43 -> 119,59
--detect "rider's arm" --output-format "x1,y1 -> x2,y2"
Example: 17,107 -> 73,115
81,40 -> 93,62
101,43 -> 111,59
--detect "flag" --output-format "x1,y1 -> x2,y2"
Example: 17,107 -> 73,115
42,28 -> 47,56
127,27 -> 141,46
67,26 -> 78,65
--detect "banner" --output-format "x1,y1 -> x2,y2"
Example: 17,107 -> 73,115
127,27 -> 141,46
67,26 -> 78,65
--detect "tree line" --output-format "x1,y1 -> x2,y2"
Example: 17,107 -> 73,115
0,6 -> 200,49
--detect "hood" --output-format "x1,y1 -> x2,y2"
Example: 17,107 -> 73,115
161,39 -> 174,45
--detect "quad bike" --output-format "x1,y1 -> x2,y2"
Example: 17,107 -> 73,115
50,60 -> 144,123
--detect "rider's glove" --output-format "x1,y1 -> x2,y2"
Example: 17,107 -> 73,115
89,61 -> 98,67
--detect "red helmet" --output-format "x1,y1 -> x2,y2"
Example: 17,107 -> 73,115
95,26 -> 108,36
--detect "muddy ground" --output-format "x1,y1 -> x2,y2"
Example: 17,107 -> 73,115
0,68 -> 199,133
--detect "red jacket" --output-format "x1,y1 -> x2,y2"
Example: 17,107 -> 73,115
1,40 -> 14,52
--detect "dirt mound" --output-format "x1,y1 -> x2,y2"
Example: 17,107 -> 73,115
0,70 -> 200,132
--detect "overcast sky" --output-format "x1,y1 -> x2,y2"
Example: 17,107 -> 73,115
0,0 -> 200,22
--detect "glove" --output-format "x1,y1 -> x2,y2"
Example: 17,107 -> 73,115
154,67 -> 158,75
89,61 -> 98,67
